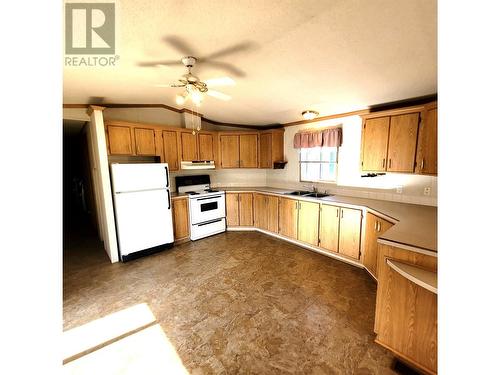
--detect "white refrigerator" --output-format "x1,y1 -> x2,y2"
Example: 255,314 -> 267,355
110,163 -> 174,261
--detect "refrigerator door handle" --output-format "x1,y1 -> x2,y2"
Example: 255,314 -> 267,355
167,190 -> 171,209
165,166 -> 170,188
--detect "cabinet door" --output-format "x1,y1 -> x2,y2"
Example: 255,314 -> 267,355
225,193 -> 240,226
259,133 -> 272,168
162,131 -> 179,171
319,204 -> 340,253
416,106 -> 437,175
363,213 -> 393,277
239,193 -> 254,226
134,128 -> 156,156
239,134 -> 258,168
172,198 -> 189,240
338,208 -> 362,259
298,201 -> 319,246
387,113 -> 420,172
107,125 -> 133,155
279,197 -> 298,239
180,132 -> 198,161
220,135 -> 240,168
361,117 -> 390,171
253,193 -> 267,230
267,195 -> 279,233
198,133 -> 215,160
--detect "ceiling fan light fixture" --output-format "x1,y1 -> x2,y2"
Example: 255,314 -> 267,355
191,90 -> 203,106
302,110 -> 319,121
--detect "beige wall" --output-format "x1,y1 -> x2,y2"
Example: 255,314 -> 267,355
266,115 -> 437,206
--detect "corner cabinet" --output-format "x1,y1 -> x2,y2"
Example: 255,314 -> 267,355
226,193 -> 254,227
259,129 -> 285,168
360,102 -> 437,175
219,133 -> 259,169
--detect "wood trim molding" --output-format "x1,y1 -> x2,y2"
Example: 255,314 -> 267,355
281,109 -> 370,127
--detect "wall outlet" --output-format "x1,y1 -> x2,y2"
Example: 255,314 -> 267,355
424,187 -> 431,196
396,185 -> 403,194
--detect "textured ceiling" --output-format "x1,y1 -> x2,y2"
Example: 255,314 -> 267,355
63,0 -> 437,125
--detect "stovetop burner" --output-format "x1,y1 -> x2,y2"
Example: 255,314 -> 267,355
204,189 -> 219,193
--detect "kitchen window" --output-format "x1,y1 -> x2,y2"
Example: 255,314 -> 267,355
299,146 -> 338,183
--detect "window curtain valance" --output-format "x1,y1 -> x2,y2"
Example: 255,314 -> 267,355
293,127 -> 342,149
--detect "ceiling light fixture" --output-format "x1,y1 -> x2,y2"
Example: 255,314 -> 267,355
302,110 -> 319,120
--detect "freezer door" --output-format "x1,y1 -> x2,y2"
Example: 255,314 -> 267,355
113,188 -> 174,256
111,163 -> 170,193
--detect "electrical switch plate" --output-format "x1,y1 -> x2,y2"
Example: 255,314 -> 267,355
396,185 -> 403,194
424,187 -> 431,196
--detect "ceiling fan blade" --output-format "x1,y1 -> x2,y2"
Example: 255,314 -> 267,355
201,41 -> 255,61
163,36 -> 197,56
137,60 -> 181,67
204,77 -> 236,87
202,61 -> 246,77
207,90 -> 231,101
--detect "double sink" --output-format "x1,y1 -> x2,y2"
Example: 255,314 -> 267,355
286,190 -> 332,199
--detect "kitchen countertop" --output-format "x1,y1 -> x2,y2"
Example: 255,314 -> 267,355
217,186 -> 437,255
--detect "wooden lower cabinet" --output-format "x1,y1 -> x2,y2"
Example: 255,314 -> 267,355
254,193 -> 278,233
226,193 -> 239,226
172,197 -> 189,241
297,201 -> 319,246
363,213 -> 394,277
375,244 -> 437,374
278,197 -> 298,239
226,193 -> 254,226
338,207 -> 362,259
319,204 -> 340,253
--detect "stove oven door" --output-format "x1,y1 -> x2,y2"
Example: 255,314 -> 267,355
189,194 -> 225,224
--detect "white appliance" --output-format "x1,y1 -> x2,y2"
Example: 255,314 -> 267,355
110,163 -> 174,261
175,175 -> 226,240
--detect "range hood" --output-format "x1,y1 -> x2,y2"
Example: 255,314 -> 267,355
180,161 -> 216,170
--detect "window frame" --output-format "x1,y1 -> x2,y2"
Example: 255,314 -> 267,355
299,146 -> 339,184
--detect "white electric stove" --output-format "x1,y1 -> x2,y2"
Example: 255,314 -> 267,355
175,175 -> 226,240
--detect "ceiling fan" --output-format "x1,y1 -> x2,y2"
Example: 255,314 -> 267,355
153,56 -> 234,106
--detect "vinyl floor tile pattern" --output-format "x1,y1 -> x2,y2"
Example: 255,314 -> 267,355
63,231 -> 398,374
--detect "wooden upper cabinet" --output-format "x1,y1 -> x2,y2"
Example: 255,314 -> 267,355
416,104 -> 437,175
239,134 -> 258,168
220,135 -> 240,168
279,197 -> 298,239
180,131 -> 198,161
259,133 -> 272,168
198,132 -> 215,161
172,197 -> 189,241
319,204 -> 340,253
361,117 -> 390,171
162,131 -> 179,171
338,207 -> 362,259
107,125 -> 133,155
259,130 -> 285,169
239,193 -> 254,226
298,201 -> 320,246
387,113 -> 420,173
225,193 -> 240,226
134,128 -> 156,156
363,213 -> 394,277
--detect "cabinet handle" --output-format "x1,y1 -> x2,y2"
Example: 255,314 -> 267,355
388,159 -> 392,168
421,159 -> 425,170
374,221 -> 378,231
295,201 -> 298,210
336,208 -> 339,217
341,209 -> 344,218
382,158 -> 385,168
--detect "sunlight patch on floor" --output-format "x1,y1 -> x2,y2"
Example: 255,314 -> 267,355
63,304 -> 189,374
